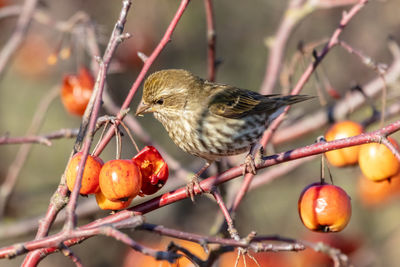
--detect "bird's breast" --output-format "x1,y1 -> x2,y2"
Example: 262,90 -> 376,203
154,110 -> 267,161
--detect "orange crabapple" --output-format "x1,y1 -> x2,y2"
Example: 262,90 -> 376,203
66,152 -> 103,195
324,121 -> 363,167
298,182 -> 352,233
99,159 -> 142,201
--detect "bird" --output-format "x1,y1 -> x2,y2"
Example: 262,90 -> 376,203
136,69 -> 312,200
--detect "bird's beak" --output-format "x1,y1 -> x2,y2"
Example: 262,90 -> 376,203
136,101 -> 152,116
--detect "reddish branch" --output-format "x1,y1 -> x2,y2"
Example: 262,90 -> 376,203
230,0 -> 368,215
260,0 -> 307,94
210,189 -> 239,240
102,92 -> 190,180
260,0 -> 361,94
92,0 -> 191,156
203,0 -> 217,81
0,217 -> 304,260
21,1 -> 133,266
19,1 -> 191,265
0,128 -> 78,146
264,0 -> 368,146
1,119 -> 399,260
273,38 -> 400,145
2,0 -> 398,265
64,0 -> 132,231
127,120 -> 400,216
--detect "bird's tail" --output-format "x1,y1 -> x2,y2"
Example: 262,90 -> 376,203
265,95 -> 314,124
272,95 -> 315,105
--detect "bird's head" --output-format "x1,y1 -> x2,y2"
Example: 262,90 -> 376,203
136,69 -> 203,117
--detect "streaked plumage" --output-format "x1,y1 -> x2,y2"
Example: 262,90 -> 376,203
136,69 -> 311,162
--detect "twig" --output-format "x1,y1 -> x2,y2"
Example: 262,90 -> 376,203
0,86 -> 59,219
203,0 -> 217,82
0,156 -> 317,240
92,0 -> 191,156
64,0 -> 132,231
381,137 -> 400,161
302,240 -> 350,267
0,198 -> 95,240
60,245 -> 83,267
249,155 -> 317,190
102,87 -> 191,180
263,0 -> 369,146
129,120 -> 400,215
0,0 -> 38,80
231,0 -> 368,217
22,1 -> 132,266
7,119 -> 398,259
338,40 -> 388,128
273,38 -> 400,145
1,215 -> 145,259
0,5 -> 22,19
1,122 -> 398,259
260,0 -> 309,94
260,0 -> 362,94
0,128 -> 79,146
210,189 -> 239,241
361,101 -> 400,128
139,223 -> 304,253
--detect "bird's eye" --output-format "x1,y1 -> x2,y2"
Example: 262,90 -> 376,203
156,98 -> 164,105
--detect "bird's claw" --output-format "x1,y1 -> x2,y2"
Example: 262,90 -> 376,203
186,175 -> 204,202
244,154 -> 257,176
243,146 -> 264,176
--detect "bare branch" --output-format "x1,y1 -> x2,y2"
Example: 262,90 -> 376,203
0,0 -> 38,80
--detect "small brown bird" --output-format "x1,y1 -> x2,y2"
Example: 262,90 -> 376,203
136,69 -> 311,198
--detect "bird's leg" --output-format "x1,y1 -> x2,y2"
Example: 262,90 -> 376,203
186,161 -> 213,202
243,143 -> 263,176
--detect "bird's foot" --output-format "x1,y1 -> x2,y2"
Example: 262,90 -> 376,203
186,175 -> 204,202
244,154 -> 257,176
243,146 -> 264,176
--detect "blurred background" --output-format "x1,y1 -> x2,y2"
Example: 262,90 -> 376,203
1,0 -> 400,266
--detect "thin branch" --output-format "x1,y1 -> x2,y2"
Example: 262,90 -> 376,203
263,0 -> 368,146
260,0 -> 309,94
92,0 -> 191,156
64,0 -> 132,231
301,240 -> 350,267
260,0 -> 363,94
381,137 -> 400,161
0,0 -> 38,80
22,1 -> 132,265
273,38 -> 400,145
127,121 -> 400,216
210,189 -> 239,241
231,0 -> 368,215
133,224 -> 305,253
0,86 -> 59,219
0,128 -> 79,146
60,245 -> 83,267
1,215 -> 145,260
0,157 -> 318,240
0,5 -> 22,19
102,91 -> 190,180
249,155 -> 317,190
203,0 -> 217,81
5,120 -> 398,260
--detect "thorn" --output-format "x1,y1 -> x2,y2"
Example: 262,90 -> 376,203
94,56 -> 102,64
137,51 -> 149,63
118,33 -> 131,42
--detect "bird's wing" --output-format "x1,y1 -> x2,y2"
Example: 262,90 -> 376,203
208,86 -> 281,119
